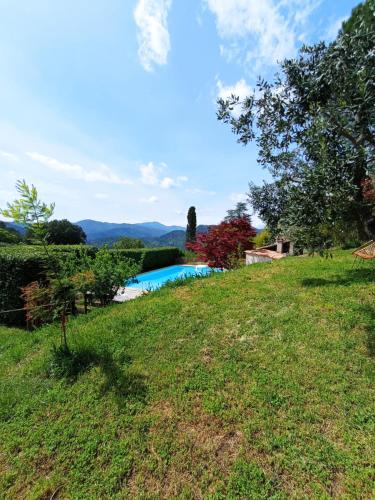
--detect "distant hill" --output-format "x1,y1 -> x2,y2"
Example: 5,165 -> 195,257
144,230 -> 186,249
134,221 -> 185,233
4,222 -> 26,235
75,219 -> 185,244
144,225 -> 211,249
2,219 -> 260,248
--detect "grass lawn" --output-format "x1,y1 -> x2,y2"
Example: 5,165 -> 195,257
0,250 -> 374,498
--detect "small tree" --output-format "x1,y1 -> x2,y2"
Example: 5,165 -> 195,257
45,219 -> 86,245
224,202 -> 252,223
90,248 -> 141,305
186,206 -> 197,245
1,181 -> 75,350
252,228 -> 271,249
187,218 -> 256,269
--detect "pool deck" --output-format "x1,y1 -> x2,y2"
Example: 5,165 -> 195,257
113,287 -> 146,302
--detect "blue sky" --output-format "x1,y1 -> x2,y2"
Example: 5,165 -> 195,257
0,0 -> 359,226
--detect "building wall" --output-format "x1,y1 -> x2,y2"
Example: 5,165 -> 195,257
246,254 -> 272,265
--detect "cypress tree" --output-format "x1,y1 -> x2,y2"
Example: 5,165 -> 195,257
186,206 -> 197,244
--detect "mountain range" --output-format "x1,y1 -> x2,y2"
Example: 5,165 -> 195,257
75,220 -> 210,248
5,219 -> 259,249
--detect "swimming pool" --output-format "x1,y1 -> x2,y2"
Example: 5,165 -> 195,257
126,264 -> 218,291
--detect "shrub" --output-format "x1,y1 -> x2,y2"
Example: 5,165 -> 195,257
89,248 -> 141,305
0,246 -> 90,326
252,228 -> 271,248
111,247 -> 182,271
0,248 -> 48,325
21,281 -> 54,329
187,219 -> 255,269
113,237 -> 145,249
0,245 -> 181,326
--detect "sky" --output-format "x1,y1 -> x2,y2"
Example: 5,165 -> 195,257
0,0 -> 359,227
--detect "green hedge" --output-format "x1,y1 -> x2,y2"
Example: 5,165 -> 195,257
110,247 -> 182,271
0,248 -> 48,326
0,245 -> 95,326
0,245 -> 181,325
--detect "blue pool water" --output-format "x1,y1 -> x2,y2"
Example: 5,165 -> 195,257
126,264 -> 218,291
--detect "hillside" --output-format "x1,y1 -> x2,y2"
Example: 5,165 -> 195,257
75,219 -> 185,243
0,251 -> 374,497
144,225 -> 211,249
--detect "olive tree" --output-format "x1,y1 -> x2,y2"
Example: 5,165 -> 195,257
217,0 -> 375,252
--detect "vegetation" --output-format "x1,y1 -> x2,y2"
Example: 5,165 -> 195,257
0,246 -> 49,325
186,206 -> 197,245
113,236 -> 145,249
188,218 -> 256,269
83,248 -> 140,305
0,251 -> 373,497
26,219 -> 87,245
0,221 -> 22,244
253,228 -> 271,249
224,201 -> 252,224
0,244 -> 181,327
0,180 -> 74,348
113,247 -> 182,271
0,184 -> 142,340
218,0 -> 375,252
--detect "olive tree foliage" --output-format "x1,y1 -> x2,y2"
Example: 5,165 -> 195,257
217,0 -> 375,252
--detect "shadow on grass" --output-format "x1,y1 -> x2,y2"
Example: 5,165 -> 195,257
47,345 -> 147,405
301,267 -> 375,288
358,305 -> 375,358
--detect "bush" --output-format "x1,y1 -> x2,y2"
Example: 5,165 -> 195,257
252,228 -> 271,248
89,248 -> 141,305
0,246 -> 94,326
0,245 -> 181,326
0,247 -> 48,325
113,237 -> 145,249
111,247 -> 182,271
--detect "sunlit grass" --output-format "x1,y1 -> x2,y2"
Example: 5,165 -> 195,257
0,250 -> 374,497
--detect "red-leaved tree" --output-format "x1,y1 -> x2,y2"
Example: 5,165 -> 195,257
187,218 -> 256,269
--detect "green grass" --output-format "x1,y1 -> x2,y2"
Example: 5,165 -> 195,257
0,251 -> 374,498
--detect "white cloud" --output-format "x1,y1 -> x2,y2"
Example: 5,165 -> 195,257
186,187 -> 216,196
291,0 -> 321,25
26,152 -> 133,185
140,162 -> 160,185
139,162 -> 188,189
216,77 -> 251,101
94,193 -> 109,199
205,0 -> 319,73
325,16 -> 347,41
160,176 -> 176,189
134,0 -> 172,71
216,78 -> 253,118
0,150 -> 18,162
230,192 -> 247,203
252,213 -> 265,228
140,195 -> 159,203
